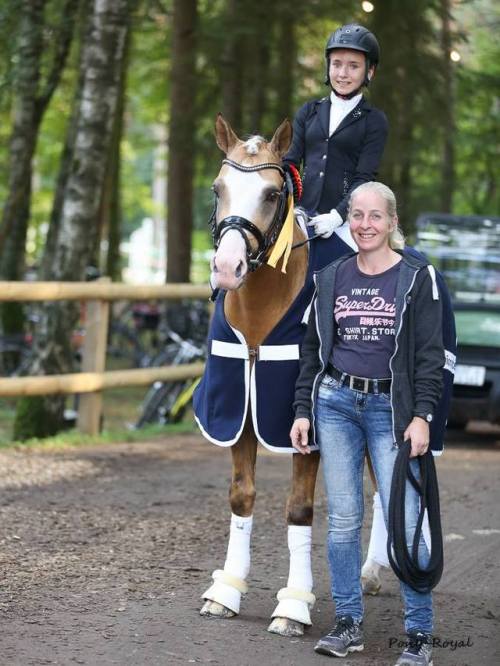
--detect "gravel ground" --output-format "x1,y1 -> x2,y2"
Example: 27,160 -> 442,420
0,427 -> 499,666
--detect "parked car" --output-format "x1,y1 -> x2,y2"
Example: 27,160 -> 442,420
415,212 -> 500,428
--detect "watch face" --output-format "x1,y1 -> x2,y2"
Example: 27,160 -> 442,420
426,414 -> 433,423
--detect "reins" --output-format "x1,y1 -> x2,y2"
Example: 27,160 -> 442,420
387,440 -> 444,594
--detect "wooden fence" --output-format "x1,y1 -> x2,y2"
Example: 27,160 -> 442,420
0,280 -> 211,435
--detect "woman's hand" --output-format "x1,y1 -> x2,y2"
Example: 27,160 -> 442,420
290,417 -> 311,454
404,417 -> 430,457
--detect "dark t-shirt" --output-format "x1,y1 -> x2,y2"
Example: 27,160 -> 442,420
330,255 -> 401,378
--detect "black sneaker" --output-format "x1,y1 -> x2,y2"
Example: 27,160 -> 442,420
395,631 -> 433,665
314,615 -> 364,658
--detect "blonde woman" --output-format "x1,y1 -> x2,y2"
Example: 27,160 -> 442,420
291,181 -> 443,665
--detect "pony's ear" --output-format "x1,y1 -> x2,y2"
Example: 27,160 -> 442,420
269,119 -> 292,158
215,113 -> 240,154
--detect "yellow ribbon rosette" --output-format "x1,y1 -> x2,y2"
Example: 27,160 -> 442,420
266,193 -> 295,274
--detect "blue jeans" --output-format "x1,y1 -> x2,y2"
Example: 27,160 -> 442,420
316,373 -> 433,634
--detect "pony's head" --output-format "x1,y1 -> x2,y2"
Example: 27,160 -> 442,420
209,114 -> 292,291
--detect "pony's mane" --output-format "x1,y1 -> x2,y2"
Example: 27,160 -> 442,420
243,135 -> 265,155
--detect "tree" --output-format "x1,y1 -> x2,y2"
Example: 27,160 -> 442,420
0,0 -> 79,338
439,0 -> 456,212
166,0 -> 197,283
14,0 -> 134,439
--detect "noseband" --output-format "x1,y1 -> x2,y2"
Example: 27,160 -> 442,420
209,158 -> 291,272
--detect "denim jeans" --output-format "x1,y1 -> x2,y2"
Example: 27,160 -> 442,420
316,373 -> 433,634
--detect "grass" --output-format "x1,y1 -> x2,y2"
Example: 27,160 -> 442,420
0,384 -> 198,450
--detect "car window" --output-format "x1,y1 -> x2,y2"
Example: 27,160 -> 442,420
455,310 -> 500,348
415,213 -> 500,306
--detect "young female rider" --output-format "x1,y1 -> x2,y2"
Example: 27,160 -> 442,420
283,24 -> 388,242
290,182 -> 443,665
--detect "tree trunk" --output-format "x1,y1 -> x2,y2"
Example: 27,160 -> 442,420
0,0 -> 45,347
40,0 -> 93,277
0,0 -> 79,271
166,0 -> 197,283
0,0 -> 78,374
274,5 -> 296,125
246,5 -> 274,134
439,0 -> 455,212
220,0 -> 244,135
14,0 -> 133,439
100,20 -> 131,280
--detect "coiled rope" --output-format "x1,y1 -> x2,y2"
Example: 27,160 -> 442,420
387,440 -> 444,594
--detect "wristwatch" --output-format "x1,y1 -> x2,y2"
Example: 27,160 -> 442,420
414,412 -> 433,423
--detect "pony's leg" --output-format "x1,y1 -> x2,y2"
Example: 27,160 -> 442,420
362,453 -> 432,595
362,455 -> 387,595
268,450 -> 320,637
200,426 -> 257,618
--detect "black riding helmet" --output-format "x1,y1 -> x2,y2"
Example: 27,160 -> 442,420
324,24 -> 380,90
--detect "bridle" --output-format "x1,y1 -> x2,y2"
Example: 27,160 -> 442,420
208,158 -> 292,272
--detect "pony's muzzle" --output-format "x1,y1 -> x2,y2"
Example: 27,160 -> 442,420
211,230 -> 249,290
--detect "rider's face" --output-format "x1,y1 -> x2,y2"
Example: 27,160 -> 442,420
328,49 -> 372,96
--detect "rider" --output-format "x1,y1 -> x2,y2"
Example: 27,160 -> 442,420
283,23 -> 388,241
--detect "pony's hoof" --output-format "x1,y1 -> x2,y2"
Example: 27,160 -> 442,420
267,617 -> 304,637
200,600 -> 236,618
361,566 -> 382,596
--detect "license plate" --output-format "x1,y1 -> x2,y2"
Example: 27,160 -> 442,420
454,364 -> 486,386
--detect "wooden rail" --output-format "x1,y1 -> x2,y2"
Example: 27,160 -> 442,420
0,281 -> 211,301
0,280 -> 211,436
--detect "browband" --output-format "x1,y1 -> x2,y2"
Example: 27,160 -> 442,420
222,158 -> 285,176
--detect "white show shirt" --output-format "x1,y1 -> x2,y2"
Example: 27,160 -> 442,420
329,91 -> 362,135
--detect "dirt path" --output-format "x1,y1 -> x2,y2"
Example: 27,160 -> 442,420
0,429 -> 499,665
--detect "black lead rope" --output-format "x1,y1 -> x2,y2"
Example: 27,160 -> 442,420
387,440 -> 444,594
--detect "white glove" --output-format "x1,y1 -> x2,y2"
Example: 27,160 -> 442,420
307,209 -> 344,238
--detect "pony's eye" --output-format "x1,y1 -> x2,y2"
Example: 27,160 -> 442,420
211,185 -> 219,197
266,191 -> 279,202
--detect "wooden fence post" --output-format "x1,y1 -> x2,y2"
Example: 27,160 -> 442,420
77,278 -> 111,435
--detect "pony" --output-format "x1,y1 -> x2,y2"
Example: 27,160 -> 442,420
193,114 -> 350,637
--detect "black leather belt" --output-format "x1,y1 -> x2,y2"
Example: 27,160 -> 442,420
326,364 -> 391,394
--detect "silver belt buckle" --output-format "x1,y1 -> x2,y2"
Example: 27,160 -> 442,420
349,375 -> 370,392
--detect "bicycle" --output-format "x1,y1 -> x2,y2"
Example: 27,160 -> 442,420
132,301 -> 209,428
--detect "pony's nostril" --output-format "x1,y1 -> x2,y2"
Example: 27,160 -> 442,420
212,260 -> 218,273
235,261 -> 244,278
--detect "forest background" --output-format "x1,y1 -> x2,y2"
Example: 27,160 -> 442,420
0,0 -> 498,438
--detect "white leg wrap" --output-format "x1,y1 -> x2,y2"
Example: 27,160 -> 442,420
366,492 -> 432,569
202,514 -> 253,614
367,491 -> 390,567
271,526 -> 315,625
224,513 -> 253,579
422,508 -> 431,552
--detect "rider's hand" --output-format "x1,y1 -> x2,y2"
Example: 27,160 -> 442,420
404,417 -> 430,458
290,417 -> 311,454
307,209 -> 344,238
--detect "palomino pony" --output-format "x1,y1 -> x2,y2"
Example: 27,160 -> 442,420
193,114 -> 373,637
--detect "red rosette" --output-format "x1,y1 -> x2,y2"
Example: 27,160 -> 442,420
283,163 -> 303,203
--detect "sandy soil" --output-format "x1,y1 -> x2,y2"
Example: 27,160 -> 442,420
0,426 -> 499,665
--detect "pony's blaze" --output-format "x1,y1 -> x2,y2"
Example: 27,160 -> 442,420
210,167 -> 271,290
211,229 -> 248,290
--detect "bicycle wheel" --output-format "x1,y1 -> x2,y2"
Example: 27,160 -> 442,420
107,322 -> 144,369
134,382 -> 172,428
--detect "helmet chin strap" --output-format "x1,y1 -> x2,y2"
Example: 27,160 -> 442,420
331,85 -> 362,100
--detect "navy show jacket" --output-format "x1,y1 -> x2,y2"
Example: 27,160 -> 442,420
284,95 -> 388,220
